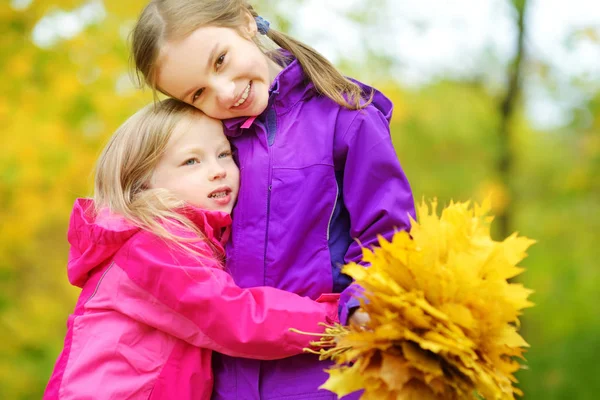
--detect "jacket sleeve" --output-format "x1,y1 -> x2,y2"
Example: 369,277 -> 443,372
104,233 -> 339,360
336,106 -> 416,324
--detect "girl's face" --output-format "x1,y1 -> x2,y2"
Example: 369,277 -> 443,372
149,114 -> 240,214
156,19 -> 283,120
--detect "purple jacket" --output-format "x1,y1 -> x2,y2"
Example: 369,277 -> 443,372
215,58 -> 415,399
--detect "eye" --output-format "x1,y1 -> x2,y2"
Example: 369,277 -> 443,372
218,150 -> 232,158
192,88 -> 204,103
216,53 -> 226,69
182,158 -> 200,166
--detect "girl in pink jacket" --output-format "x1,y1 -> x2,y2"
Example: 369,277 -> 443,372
44,99 -> 339,399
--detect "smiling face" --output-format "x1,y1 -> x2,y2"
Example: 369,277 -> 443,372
149,113 -> 240,213
155,19 -> 283,120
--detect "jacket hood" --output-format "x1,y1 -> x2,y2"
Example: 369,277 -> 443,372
66,198 -> 232,288
223,54 -> 394,134
353,78 -> 394,123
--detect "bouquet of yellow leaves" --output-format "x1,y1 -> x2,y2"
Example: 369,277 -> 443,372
301,199 -> 534,400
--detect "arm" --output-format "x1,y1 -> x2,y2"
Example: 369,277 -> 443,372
336,106 -> 416,324
105,233 -> 339,360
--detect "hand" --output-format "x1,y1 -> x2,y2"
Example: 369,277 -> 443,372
348,310 -> 370,327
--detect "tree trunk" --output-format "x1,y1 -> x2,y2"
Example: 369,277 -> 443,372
497,0 -> 528,238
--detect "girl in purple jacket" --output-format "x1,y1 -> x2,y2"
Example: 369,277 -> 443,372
131,1 -> 416,398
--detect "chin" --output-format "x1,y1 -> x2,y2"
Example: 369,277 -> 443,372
256,94 -> 269,114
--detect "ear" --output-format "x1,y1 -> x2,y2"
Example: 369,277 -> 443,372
241,11 -> 258,38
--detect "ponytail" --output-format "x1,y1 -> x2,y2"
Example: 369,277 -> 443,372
245,4 -> 372,110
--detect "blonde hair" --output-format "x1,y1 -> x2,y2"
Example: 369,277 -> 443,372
131,0 -> 371,110
94,98 -> 223,262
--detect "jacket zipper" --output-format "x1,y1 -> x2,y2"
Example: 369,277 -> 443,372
326,182 -> 339,241
263,106 -> 277,284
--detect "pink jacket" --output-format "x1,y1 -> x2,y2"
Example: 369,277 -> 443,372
44,199 -> 339,399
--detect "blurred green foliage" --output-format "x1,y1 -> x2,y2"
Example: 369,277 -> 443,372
0,1 -> 598,399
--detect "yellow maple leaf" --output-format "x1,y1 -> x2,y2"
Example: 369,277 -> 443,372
319,364 -> 366,398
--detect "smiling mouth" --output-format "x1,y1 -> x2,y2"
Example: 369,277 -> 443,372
233,82 -> 252,107
208,188 -> 231,199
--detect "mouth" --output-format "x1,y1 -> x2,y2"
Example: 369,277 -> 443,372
208,186 -> 232,199
233,81 -> 252,108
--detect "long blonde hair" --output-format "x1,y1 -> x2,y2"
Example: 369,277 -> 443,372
131,0 -> 370,110
94,99 -> 223,261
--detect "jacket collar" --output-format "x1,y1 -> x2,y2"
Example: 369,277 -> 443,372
179,205 -> 231,246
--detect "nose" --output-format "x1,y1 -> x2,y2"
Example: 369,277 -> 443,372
212,77 -> 236,107
208,160 -> 227,181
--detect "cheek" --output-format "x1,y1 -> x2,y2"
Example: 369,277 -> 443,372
153,168 -> 178,189
148,169 -> 166,190
179,182 -> 208,205
256,57 -> 270,80
240,46 -> 268,78
199,101 -> 227,120
157,173 -> 192,196
228,164 -> 240,182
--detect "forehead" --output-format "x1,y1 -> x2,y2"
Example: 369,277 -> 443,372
162,26 -> 230,60
169,113 -> 226,147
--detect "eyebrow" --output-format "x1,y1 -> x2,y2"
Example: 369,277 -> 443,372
180,44 -> 218,102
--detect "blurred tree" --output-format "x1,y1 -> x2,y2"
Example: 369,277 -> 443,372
497,0 -> 528,238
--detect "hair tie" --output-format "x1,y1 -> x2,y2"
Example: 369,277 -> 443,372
255,16 -> 270,35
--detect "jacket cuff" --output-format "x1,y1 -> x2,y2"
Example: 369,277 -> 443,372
338,284 -> 368,325
315,293 -> 341,324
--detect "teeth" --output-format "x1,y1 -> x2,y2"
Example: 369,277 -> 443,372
210,191 -> 227,199
234,83 -> 251,107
